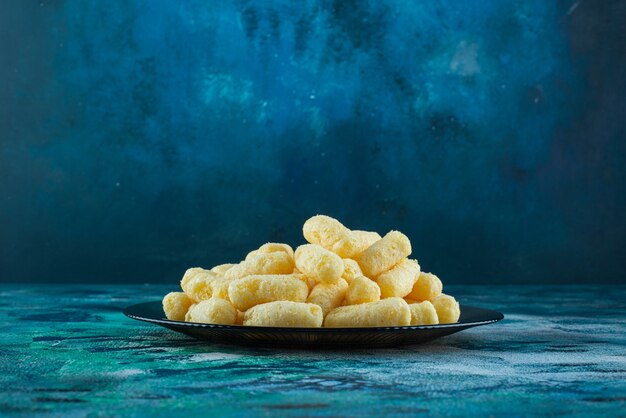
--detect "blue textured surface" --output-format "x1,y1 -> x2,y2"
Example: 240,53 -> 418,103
0,285 -> 624,416
1,1 -> 625,283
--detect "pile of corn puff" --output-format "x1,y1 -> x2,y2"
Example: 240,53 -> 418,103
163,215 -> 460,327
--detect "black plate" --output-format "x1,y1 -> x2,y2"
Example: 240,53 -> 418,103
124,302 -> 503,348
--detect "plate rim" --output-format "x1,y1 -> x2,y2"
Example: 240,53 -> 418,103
123,301 -> 504,332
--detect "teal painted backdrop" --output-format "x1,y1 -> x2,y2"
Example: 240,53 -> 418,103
1,1 -> 625,283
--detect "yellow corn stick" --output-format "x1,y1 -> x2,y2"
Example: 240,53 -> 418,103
162,292 -> 193,321
407,300 -> 439,325
228,274 -> 309,311
432,294 -> 461,324
294,244 -> 345,284
245,243 -> 294,260
375,258 -> 420,298
224,252 -> 294,280
185,298 -> 238,325
407,272 -> 443,301
244,301 -> 323,327
345,276 -> 381,305
341,258 -> 363,283
324,297 -> 411,327
306,278 -> 349,316
356,230 -> 411,277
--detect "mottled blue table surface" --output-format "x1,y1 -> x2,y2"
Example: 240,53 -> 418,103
1,285 -> 624,417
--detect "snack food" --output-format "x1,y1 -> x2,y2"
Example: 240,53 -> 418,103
324,298 -> 411,327
407,272 -> 443,301
244,301 -> 323,327
183,273 -> 216,302
294,244 -> 344,284
225,252 -> 294,280
209,277 -> 236,300
245,243 -> 294,260
302,215 -> 356,257
351,230 -> 382,255
180,267 -> 211,291
341,258 -> 363,283
227,274 -> 308,311
407,300 -> 439,325
306,278 -> 349,316
185,298 -> 238,325
432,294 -> 461,324
344,276 -> 380,305
302,215 -> 382,258
375,258 -> 420,298
162,215 -> 461,327
162,292 -> 193,321
355,230 -> 412,278
211,263 -> 236,274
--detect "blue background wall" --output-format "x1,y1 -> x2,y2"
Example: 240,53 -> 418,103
2,1 -> 625,283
